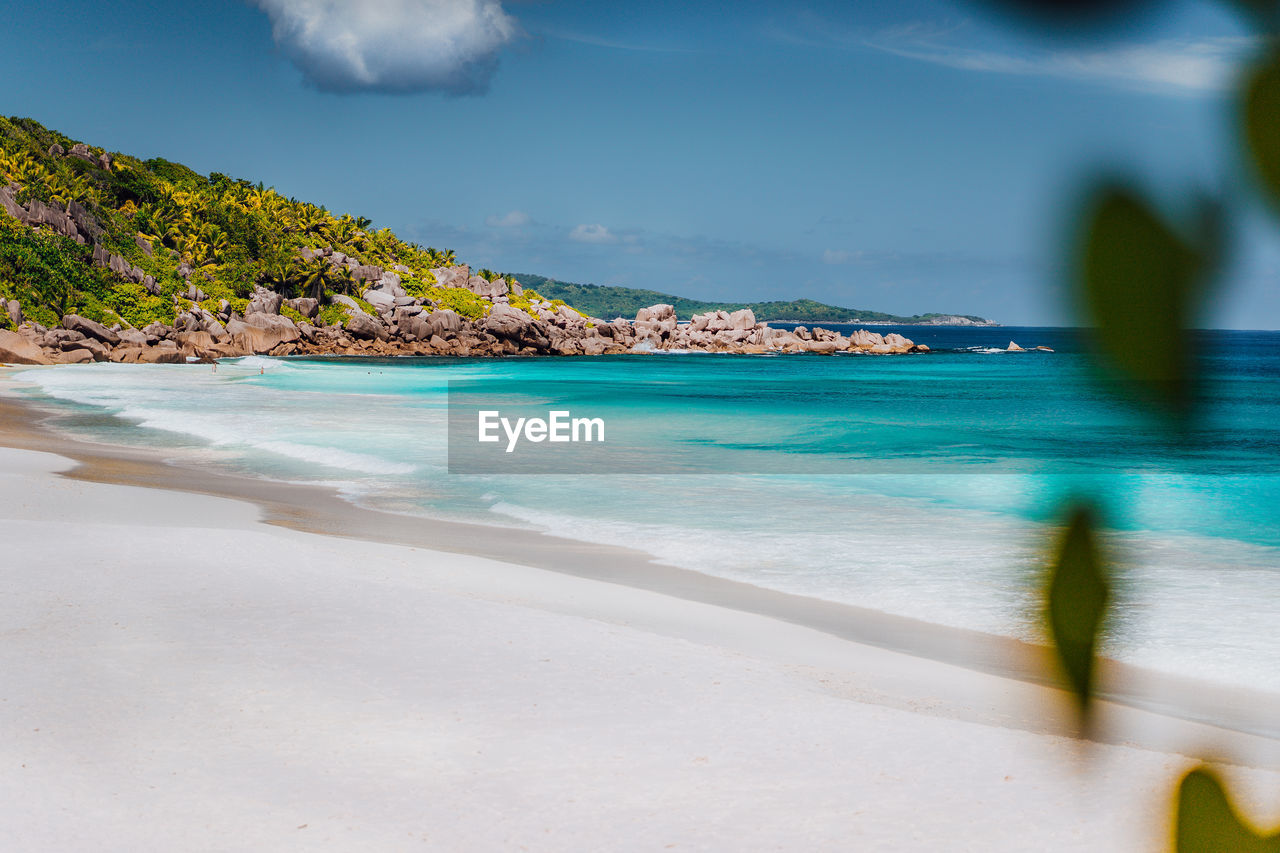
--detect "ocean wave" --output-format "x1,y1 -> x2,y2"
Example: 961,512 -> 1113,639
488,496 -> 1038,632
12,368 -> 419,477
121,406 -> 250,444
253,440 -> 415,476
118,407 -> 414,475
487,495 -> 1280,693
223,355 -> 298,372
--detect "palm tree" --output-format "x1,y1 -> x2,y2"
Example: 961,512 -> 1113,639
259,250 -> 305,297
424,248 -> 448,266
200,224 -> 229,263
43,172 -> 96,207
332,265 -> 357,296
331,216 -> 358,246
315,215 -> 336,242
173,231 -> 202,264
0,151 -> 38,185
301,258 -> 330,301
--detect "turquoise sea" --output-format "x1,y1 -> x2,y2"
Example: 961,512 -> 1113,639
10,325 -> 1280,692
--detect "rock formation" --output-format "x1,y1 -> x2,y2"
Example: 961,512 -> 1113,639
0,226 -> 943,368
0,277 -> 939,365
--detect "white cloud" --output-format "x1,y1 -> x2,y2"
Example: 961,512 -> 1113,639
823,249 -> 851,265
486,210 -> 529,227
250,0 -> 519,95
569,223 -> 617,244
867,29 -> 1255,96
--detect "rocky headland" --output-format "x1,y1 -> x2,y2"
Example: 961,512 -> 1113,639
0,261 -> 929,364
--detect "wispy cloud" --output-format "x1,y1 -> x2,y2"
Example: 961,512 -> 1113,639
485,210 -> 530,227
867,27 -> 1255,96
823,249 -> 860,265
569,223 -> 617,244
773,14 -> 1255,97
250,0 -> 519,95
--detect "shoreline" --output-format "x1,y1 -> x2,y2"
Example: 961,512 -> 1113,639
3,374 -> 1280,749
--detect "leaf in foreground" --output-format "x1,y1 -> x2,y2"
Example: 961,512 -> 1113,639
1175,766 -> 1280,852
1078,185 -> 1212,420
1045,504 -> 1110,723
1245,51 -> 1280,211
1229,1 -> 1280,31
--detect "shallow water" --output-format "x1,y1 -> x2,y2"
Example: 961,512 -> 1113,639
11,325 -> 1280,692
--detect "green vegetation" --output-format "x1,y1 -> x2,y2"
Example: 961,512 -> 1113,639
506,287 -> 550,315
279,304 -> 308,325
105,281 -> 167,330
0,116 -> 509,330
417,284 -> 489,320
0,214 -> 120,327
511,274 -> 991,324
316,303 -> 348,328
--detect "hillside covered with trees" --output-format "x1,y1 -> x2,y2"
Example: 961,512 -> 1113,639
0,116 -> 551,333
512,275 -> 994,325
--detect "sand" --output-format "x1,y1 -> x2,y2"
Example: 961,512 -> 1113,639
2,392 -> 1280,849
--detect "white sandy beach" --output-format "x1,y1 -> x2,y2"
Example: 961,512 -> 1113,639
3,444 -> 1280,851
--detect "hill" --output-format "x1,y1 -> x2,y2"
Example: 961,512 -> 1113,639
511,274 -> 995,325
0,116 -> 547,333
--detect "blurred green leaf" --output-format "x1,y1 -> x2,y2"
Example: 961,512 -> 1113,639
1045,504 -> 1110,722
1228,1 -> 1280,33
1175,767 -> 1280,852
1078,185 -> 1211,420
1245,51 -> 1280,210
977,0 -> 1153,30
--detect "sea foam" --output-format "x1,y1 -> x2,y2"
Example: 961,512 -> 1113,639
10,336 -> 1280,694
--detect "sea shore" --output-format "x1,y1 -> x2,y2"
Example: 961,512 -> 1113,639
2,380 -> 1280,850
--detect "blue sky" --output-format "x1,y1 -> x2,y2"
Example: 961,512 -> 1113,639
4,0 -> 1279,326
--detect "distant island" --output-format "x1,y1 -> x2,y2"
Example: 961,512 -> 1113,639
0,116 -> 965,364
513,275 -> 996,326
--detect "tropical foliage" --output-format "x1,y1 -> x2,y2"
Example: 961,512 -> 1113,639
0,215 -> 117,328
0,116 -> 494,330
